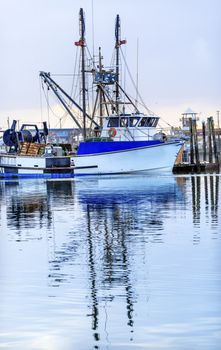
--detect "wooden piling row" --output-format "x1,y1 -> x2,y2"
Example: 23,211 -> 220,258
173,116 -> 220,174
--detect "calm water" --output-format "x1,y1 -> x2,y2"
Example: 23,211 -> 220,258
0,174 -> 221,350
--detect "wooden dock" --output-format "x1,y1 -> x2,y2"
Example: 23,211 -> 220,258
173,162 -> 220,174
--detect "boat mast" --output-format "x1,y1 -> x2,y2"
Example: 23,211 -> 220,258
115,14 -> 120,114
115,15 -> 127,114
98,47 -> 103,125
79,8 -> 87,140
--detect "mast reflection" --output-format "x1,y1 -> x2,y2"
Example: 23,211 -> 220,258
78,175 -> 184,346
86,205 -> 100,344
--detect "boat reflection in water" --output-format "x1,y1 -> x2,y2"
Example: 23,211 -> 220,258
0,174 -> 220,349
75,175 -> 185,341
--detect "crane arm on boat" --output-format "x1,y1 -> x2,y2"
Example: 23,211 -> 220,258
39,71 -> 100,130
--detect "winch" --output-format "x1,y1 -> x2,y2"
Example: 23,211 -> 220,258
3,120 -> 48,152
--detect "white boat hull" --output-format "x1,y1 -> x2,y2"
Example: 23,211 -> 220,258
0,154 -> 74,178
74,141 -> 182,175
0,142 -> 182,178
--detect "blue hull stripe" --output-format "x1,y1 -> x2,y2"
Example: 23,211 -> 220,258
0,173 -> 75,179
77,140 -> 164,155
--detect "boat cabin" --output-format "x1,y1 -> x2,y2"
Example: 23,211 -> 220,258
100,113 -> 160,141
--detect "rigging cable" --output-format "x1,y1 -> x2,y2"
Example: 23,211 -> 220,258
46,84 -> 51,128
120,47 -> 155,117
49,48 -> 80,126
41,80 -> 72,126
39,76 -> 43,123
123,43 -> 127,109
120,47 -> 174,128
71,46 -> 80,99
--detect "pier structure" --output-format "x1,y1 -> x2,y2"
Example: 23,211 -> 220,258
174,114 -> 220,174
180,107 -> 198,133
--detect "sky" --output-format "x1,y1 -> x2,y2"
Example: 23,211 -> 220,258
0,0 -> 220,129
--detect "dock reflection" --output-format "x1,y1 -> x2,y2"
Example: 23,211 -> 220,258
191,174 -> 220,232
0,180 -> 75,240
2,181 -> 52,240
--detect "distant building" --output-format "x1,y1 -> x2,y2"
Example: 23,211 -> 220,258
181,108 -> 198,131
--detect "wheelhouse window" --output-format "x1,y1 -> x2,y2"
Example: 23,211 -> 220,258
138,117 -> 159,127
138,117 -> 148,127
149,117 -> 159,127
129,117 -> 139,127
107,117 -> 119,127
120,117 -> 129,127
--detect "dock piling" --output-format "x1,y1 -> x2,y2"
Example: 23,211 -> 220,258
208,117 -> 213,163
202,121 -> 206,162
189,118 -> 194,164
210,117 -> 219,164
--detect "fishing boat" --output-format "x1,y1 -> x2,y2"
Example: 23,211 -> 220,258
74,115 -> 183,175
68,9 -> 183,175
41,9 -> 182,176
0,9 -> 183,179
